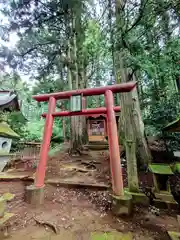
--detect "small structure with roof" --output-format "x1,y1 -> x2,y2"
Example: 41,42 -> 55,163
87,113 -> 119,142
0,122 -> 20,172
163,117 -> 180,158
87,114 -> 107,142
148,163 -> 174,193
0,90 -> 20,111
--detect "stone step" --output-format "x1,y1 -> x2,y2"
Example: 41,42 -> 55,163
86,143 -> 109,150
46,178 -> 109,190
88,141 -> 108,145
88,145 -> 109,150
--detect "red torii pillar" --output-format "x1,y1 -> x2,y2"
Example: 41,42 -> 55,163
105,90 -> 123,195
26,82 -> 136,205
35,97 -> 56,188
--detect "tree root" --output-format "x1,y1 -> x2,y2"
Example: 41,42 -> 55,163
34,217 -> 59,234
68,146 -> 89,156
68,148 -> 82,156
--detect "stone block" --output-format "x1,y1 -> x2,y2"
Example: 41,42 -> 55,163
111,193 -> 133,216
25,185 -> 44,206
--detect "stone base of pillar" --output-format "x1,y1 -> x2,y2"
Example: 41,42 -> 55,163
25,185 -> 44,206
111,193 -> 133,216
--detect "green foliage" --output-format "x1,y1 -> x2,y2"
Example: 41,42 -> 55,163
144,92 -> 180,150
7,111 -> 26,137
0,111 -> 8,122
145,93 -> 180,131
22,119 -> 45,141
0,0 -> 179,149
8,112 -> 64,143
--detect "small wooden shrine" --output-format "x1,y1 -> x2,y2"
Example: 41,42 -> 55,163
0,90 -> 20,111
87,113 -> 119,142
147,118 -> 180,194
0,90 -> 20,171
148,163 -> 174,193
0,122 -> 20,171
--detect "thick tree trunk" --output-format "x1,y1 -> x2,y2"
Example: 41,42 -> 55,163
131,80 -> 152,165
62,105 -> 67,142
81,96 -> 88,145
71,115 -> 83,154
79,65 -> 88,145
118,68 -> 139,192
75,3 -> 88,146
125,140 -> 139,192
69,14 -> 85,154
113,0 -> 151,191
62,118 -> 66,142
113,49 -> 138,191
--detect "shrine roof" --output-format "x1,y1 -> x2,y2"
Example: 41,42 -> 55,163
163,118 -> 180,132
86,112 -> 119,119
0,90 -> 20,111
0,122 -> 20,139
86,114 -> 106,119
148,163 -> 174,175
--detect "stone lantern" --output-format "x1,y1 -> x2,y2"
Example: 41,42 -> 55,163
0,121 -> 19,172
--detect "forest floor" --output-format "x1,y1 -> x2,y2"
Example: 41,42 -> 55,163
0,147 -> 179,240
0,181 -> 179,240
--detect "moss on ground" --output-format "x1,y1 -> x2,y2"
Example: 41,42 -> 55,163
90,232 -> 132,240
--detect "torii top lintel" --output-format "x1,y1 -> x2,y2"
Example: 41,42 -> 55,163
33,81 -> 136,102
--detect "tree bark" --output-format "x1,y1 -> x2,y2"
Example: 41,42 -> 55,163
69,15 -> 83,154
114,0 -> 139,191
118,62 -> 139,192
131,75 -> 152,165
76,4 -> 88,146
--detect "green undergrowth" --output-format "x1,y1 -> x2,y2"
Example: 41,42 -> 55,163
48,143 -> 64,157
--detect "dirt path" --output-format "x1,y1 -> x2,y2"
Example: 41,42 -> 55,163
0,181 -> 178,240
0,149 -> 179,239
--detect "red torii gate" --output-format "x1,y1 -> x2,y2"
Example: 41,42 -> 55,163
28,81 -> 136,204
